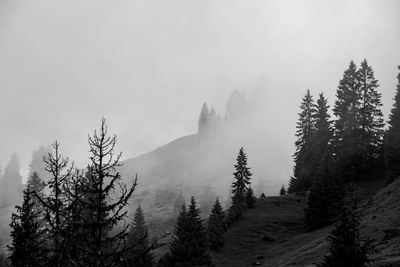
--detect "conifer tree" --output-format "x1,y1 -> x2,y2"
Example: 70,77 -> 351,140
166,197 -> 212,266
0,153 -> 23,207
28,145 -> 52,182
312,93 -> 332,160
280,185 -> 286,195
291,89 -> 317,192
358,59 -> 384,170
245,187 -> 256,208
305,150 -> 345,230
127,205 -> 153,267
198,102 -> 209,134
228,147 -> 252,221
385,66 -> 400,181
207,198 -> 225,250
8,185 -> 47,267
27,172 -> 46,227
75,118 -> 137,266
36,141 -> 73,266
319,185 -> 379,266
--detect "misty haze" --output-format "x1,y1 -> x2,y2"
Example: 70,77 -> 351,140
0,0 -> 400,266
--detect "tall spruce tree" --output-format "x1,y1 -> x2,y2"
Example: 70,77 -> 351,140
319,185 -> 379,266
312,93 -> 332,161
76,118 -> 137,266
358,59 -> 384,171
245,187 -> 256,208
385,66 -> 400,181
37,141 -> 73,266
127,205 -> 153,267
207,198 -> 225,250
8,185 -> 47,267
166,197 -> 212,266
228,147 -> 252,221
198,102 -> 209,134
290,89 -> 317,192
333,61 -> 362,181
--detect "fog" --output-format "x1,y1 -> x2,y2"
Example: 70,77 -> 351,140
0,0 -> 400,182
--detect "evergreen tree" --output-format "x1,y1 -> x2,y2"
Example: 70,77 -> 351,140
0,153 -> 23,207
37,141 -> 73,266
245,187 -> 256,208
319,185 -> 379,266
27,172 -> 46,227
207,198 -> 225,250
28,145 -> 52,182
280,185 -> 286,195
127,205 -> 153,267
198,102 -> 209,134
75,118 -> 137,266
312,93 -> 332,162
358,59 -> 384,171
166,197 -> 212,267
304,150 -> 345,230
228,147 -> 252,221
8,185 -> 47,267
333,61 -> 362,181
385,66 -> 400,181
291,89 -> 317,192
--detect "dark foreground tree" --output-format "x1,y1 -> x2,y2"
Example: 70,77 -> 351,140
280,185 -> 286,196
319,185 -> 379,267
291,89 -> 317,192
207,198 -> 225,250
162,197 -> 212,266
305,151 -> 345,230
245,187 -> 256,208
385,66 -> 400,182
36,141 -> 73,266
228,147 -> 252,221
76,118 -> 137,266
8,185 -> 47,267
127,205 -> 153,267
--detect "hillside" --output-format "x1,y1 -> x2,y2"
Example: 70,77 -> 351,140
211,177 -> 400,267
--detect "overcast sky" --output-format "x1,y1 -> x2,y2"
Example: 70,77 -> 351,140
1,0 -> 399,178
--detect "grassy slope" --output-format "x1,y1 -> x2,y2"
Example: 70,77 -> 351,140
213,177 -> 400,267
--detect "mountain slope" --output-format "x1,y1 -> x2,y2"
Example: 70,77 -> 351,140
212,177 -> 400,267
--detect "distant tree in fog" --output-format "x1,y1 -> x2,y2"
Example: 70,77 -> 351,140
8,185 -> 47,267
28,145 -> 52,182
27,172 -> 46,226
224,89 -> 247,122
198,102 -> 210,134
0,153 -> 23,207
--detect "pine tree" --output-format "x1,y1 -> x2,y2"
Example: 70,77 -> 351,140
245,187 -> 256,208
127,205 -> 153,267
198,102 -> 209,134
27,172 -> 46,227
291,89 -> 317,192
76,118 -> 137,266
228,147 -> 252,221
358,59 -> 384,171
0,153 -> 23,207
207,198 -> 225,250
8,185 -> 47,267
36,141 -> 73,266
166,197 -> 212,266
312,93 -> 332,162
385,66 -> 400,181
319,185 -> 379,266
28,145 -> 52,182
304,150 -> 345,230
280,185 -> 286,195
